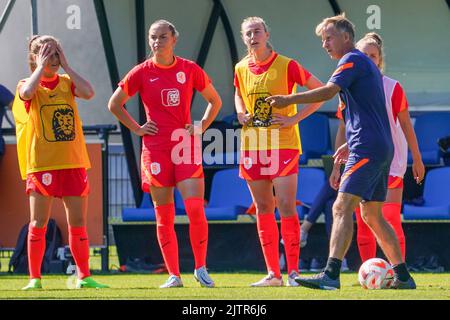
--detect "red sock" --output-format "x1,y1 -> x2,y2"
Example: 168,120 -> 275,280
69,226 -> 91,279
155,203 -> 179,276
27,225 -> 47,279
382,202 -> 406,260
184,198 -> 208,269
355,207 -> 377,262
256,213 -> 281,278
281,215 -> 300,274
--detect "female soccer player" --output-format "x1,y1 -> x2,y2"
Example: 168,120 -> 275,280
108,20 -> 222,288
14,35 -> 108,290
234,17 -> 324,287
348,32 -> 425,262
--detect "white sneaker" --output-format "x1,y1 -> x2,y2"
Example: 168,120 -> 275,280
251,272 -> 283,287
194,266 -> 215,288
159,275 -> 183,288
286,271 -> 300,287
300,230 -> 308,248
341,258 -> 350,272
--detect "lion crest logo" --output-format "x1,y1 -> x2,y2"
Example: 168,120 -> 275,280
251,93 -> 272,127
52,108 -> 75,141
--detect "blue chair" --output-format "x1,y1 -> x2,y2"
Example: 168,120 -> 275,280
299,113 -> 333,164
297,168 -> 327,218
122,193 -> 157,222
205,168 -> 253,220
275,168 -> 326,219
122,189 -> 187,222
221,113 -> 239,126
174,188 -> 187,215
203,152 -> 240,167
403,167 -> 450,220
202,120 -> 240,167
408,112 -> 450,164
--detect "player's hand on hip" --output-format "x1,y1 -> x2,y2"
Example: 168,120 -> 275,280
185,123 -> 203,136
333,143 -> 349,165
237,112 -> 252,126
412,160 -> 425,185
329,166 -> 341,190
271,114 -> 297,128
135,120 -> 158,136
266,95 -> 290,109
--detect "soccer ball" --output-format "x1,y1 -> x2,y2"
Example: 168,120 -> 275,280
358,258 -> 395,289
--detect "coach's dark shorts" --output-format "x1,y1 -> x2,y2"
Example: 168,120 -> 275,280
339,154 -> 390,202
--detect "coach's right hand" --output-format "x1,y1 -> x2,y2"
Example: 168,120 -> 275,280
333,142 -> 349,165
135,120 -> 158,136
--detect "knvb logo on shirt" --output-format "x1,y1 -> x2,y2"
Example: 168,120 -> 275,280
150,162 -> 161,175
161,89 -> 180,107
176,72 -> 186,84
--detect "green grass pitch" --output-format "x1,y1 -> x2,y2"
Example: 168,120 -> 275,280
1,250 -> 449,300
1,272 -> 450,300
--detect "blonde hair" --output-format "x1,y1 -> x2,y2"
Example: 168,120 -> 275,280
28,35 -> 60,72
240,16 -> 273,55
356,32 -> 385,72
315,13 -> 355,42
241,16 -> 270,34
149,19 -> 179,38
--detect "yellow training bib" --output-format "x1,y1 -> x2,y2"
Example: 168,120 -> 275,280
12,75 -> 90,179
235,54 -> 302,152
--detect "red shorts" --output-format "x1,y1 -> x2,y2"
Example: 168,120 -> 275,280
26,168 -> 90,198
388,175 -> 404,189
141,148 -> 204,190
239,149 -> 300,181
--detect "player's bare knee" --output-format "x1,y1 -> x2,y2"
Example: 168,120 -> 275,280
332,200 -> 349,219
255,200 -> 275,214
276,198 -> 296,217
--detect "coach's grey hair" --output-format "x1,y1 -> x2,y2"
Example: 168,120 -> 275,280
315,13 -> 355,42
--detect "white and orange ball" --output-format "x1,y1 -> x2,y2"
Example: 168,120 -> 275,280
358,258 -> 395,289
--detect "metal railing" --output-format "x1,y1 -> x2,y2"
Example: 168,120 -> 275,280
108,144 -> 135,222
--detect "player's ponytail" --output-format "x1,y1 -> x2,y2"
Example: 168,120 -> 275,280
28,35 -> 41,50
357,32 -> 385,72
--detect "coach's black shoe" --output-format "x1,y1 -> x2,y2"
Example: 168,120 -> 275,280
294,272 -> 340,290
391,276 -> 416,290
